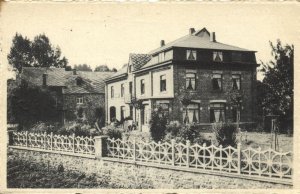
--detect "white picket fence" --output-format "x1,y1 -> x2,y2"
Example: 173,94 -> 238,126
11,131 -> 95,155
106,138 -> 293,183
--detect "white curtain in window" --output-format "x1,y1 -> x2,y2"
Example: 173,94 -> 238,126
236,79 -> 240,90
217,79 -> 222,89
214,110 -> 220,122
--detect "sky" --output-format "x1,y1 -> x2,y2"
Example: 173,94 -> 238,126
1,2 -> 299,80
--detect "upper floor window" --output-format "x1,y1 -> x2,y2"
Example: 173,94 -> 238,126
111,86 -> 114,98
158,52 -> 165,62
160,75 -> 166,92
186,72 -> 196,90
140,79 -> 145,95
183,104 -> 200,124
76,96 -> 84,104
232,74 -> 241,90
212,73 -> 222,90
232,52 -> 242,62
213,51 -> 223,62
210,103 -> 225,123
121,84 -> 124,97
129,65 -> 132,73
186,50 -> 197,60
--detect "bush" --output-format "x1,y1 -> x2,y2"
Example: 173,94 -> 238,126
213,123 -> 237,147
103,125 -> 123,140
149,107 -> 167,142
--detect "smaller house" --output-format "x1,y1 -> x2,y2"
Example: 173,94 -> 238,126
19,67 -> 114,124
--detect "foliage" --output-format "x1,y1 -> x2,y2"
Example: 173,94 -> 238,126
8,33 -> 68,73
178,90 -> 193,106
94,65 -> 117,72
74,64 -> 93,71
130,97 -> 143,109
212,123 -> 237,147
103,125 -> 123,140
149,107 -> 167,142
7,80 -> 59,129
259,40 -> 293,133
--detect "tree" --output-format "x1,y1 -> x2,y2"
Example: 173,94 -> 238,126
7,33 -> 68,73
8,80 -> 59,129
226,89 -> 245,130
260,40 -> 293,133
94,65 -> 110,72
149,107 -> 167,142
74,64 -> 92,71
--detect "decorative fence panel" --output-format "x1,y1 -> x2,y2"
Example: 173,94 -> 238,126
12,131 -> 95,156
106,138 -> 293,183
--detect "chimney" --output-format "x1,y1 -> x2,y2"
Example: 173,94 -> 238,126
73,69 -> 77,75
160,40 -> 165,47
189,28 -> 195,35
42,73 -> 48,86
210,32 -> 216,42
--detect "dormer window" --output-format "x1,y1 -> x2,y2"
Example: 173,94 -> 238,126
213,51 -> 223,62
76,97 -> 84,104
186,50 -> 197,60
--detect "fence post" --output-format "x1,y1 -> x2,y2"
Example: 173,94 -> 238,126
237,143 -> 241,174
72,133 -> 76,153
94,136 -> 109,159
171,139 -> 175,166
25,131 -> 28,147
186,140 -> 190,168
44,132 -> 47,150
7,130 -> 15,146
50,132 -> 53,151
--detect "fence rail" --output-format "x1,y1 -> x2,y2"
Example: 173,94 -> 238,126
11,131 -> 95,156
9,131 -> 293,184
106,138 -> 293,182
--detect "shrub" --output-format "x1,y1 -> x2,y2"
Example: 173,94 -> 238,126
103,125 -> 123,140
213,123 -> 237,147
149,107 -> 167,142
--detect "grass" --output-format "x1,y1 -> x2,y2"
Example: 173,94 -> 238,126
7,158 -> 111,188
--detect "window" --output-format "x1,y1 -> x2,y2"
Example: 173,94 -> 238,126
158,103 -> 170,121
129,82 -> 133,94
121,106 -> 126,121
111,86 -> 114,98
183,104 -> 200,124
140,79 -> 145,95
186,50 -> 197,60
186,73 -> 196,90
76,96 -> 84,104
232,52 -> 242,62
212,74 -> 222,90
232,107 -> 241,122
210,103 -> 226,123
232,74 -> 241,90
160,75 -> 166,92
129,106 -> 133,118
213,51 -> 223,62
121,84 -> 124,97
158,52 -> 165,62
129,65 -> 132,73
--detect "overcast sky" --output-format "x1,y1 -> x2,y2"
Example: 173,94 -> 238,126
1,2 -> 299,80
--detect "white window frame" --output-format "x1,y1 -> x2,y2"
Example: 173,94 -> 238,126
76,96 -> 84,104
213,51 -> 223,62
186,50 -> 197,60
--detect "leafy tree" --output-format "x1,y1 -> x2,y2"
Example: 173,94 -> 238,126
74,64 -> 92,71
7,33 -> 68,73
260,40 -> 293,133
149,107 -> 167,142
226,89 -> 245,130
94,65 -> 110,72
7,80 -> 59,129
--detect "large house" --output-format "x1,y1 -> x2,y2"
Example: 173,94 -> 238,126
19,67 -> 114,124
105,28 -> 258,131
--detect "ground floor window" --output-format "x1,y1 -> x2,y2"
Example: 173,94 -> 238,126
210,103 -> 226,123
183,104 -> 200,124
232,107 -> 241,122
121,106 -> 126,121
157,103 -> 170,122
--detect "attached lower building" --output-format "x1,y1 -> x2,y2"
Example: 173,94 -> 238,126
105,27 -> 258,131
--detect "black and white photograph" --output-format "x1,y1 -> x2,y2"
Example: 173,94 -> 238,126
0,1 -> 298,192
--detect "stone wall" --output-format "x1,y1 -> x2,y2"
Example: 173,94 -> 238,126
8,148 -> 290,189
